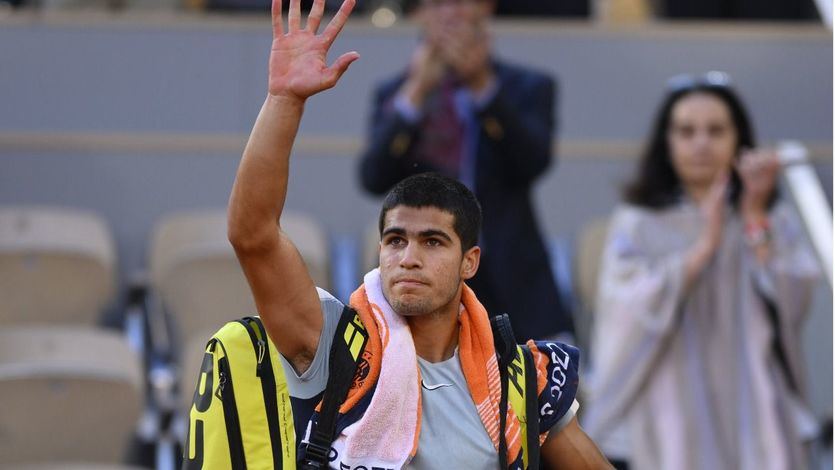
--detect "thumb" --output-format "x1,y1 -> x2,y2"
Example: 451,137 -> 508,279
323,51 -> 360,88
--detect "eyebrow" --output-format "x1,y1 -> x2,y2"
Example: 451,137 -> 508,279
381,227 -> 453,243
419,229 -> 453,243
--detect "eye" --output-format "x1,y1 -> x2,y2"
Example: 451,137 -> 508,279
386,236 -> 405,246
708,124 -> 728,138
425,238 -> 442,247
674,124 -> 695,139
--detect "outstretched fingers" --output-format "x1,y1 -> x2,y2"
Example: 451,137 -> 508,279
321,0 -> 356,47
323,51 -> 360,88
306,0 -> 326,33
271,0 -> 284,36
288,0 -> 301,32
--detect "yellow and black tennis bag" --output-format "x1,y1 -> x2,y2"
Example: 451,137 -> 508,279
182,307 -> 369,470
183,310 -> 539,470
182,315 -> 297,469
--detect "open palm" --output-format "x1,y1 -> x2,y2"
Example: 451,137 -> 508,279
268,0 -> 359,100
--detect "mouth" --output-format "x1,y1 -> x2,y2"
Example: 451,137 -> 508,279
394,278 -> 429,287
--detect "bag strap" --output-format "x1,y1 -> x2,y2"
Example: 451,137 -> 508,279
300,306 -> 368,469
491,314 -> 543,470
491,313 -> 517,469
521,344 -> 540,470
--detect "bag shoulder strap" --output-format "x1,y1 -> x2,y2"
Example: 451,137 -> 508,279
520,344 -> 540,469
491,313 -> 541,470
491,313 -> 516,469
300,305 -> 368,468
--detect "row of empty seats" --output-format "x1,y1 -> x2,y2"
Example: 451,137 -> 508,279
0,207 -> 142,467
0,205 -> 339,468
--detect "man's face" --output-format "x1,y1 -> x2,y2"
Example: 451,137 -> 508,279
419,0 -> 491,39
378,205 -> 480,317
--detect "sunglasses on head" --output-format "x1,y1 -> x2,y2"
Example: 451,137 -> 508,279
666,71 -> 733,92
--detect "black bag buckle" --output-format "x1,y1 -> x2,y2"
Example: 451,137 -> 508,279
299,441 -> 331,469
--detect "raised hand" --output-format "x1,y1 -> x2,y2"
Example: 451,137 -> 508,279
684,170 -> 728,287
401,43 -> 445,107
268,0 -> 360,101
229,0 -> 360,373
737,148 -> 780,220
698,170 -> 728,256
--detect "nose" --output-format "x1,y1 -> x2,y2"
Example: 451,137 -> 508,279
692,129 -> 713,153
399,243 -> 422,269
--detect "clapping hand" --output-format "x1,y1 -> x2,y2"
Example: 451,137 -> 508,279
699,170 -> 729,256
267,0 -> 360,101
402,42 -> 446,107
684,170 -> 728,287
737,148 -> 780,221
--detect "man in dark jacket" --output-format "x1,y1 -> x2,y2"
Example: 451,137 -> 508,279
358,0 -> 572,342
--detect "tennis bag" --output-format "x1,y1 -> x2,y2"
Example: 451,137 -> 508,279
183,309 -> 540,470
182,316 -> 297,469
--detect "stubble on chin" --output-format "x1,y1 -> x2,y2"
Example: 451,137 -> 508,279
390,296 -> 433,317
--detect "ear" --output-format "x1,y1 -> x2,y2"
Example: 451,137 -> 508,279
460,246 -> 481,280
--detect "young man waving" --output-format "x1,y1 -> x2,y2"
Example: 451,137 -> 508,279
227,0 -> 611,468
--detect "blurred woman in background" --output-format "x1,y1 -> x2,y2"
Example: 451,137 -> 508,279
583,72 -> 819,470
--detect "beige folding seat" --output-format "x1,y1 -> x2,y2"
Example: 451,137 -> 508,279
0,326 -> 143,465
179,332 -> 213,418
154,210 -> 331,441
0,206 -> 116,326
150,209 -> 330,343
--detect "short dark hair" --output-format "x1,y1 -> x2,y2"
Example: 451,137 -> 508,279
624,83 -> 759,209
378,173 -> 482,251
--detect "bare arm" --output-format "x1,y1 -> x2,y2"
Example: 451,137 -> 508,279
228,0 -> 359,373
541,417 -> 614,470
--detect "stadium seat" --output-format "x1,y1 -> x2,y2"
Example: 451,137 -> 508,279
149,209 -> 330,343
157,209 -> 331,449
0,326 -> 143,465
0,206 -> 116,326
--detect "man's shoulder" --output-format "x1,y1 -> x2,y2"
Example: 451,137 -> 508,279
316,287 -> 345,311
493,60 -> 556,88
315,287 -> 349,335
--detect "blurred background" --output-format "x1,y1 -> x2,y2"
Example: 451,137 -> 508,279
0,0 -> 831,468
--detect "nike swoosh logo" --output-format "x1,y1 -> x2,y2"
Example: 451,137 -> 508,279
421,380 -> 453,391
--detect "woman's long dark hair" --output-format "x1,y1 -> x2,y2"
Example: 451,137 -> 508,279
624,84 -> 756,209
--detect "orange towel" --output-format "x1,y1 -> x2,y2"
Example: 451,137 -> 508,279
335,269 -> 523,467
